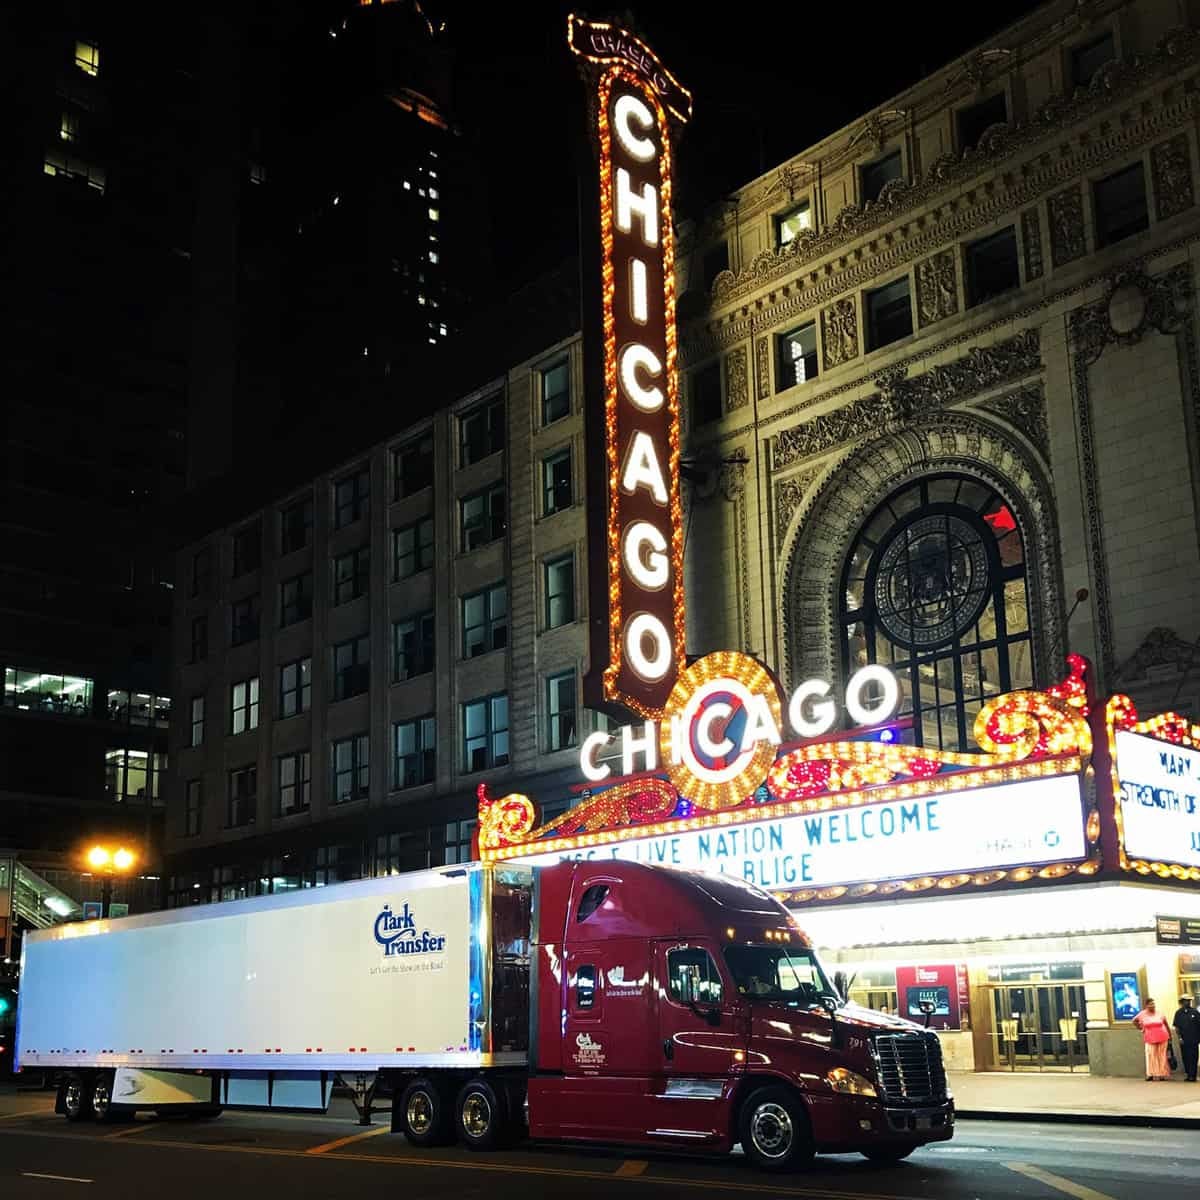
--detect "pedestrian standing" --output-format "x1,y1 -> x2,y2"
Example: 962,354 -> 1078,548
1133,999 -> 1172,1080
1173,995 -> 1200,1082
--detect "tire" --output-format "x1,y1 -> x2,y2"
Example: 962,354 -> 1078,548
738,1085 -> 814,1172
192,1106 -> 224,1119
90,1072 -> 120,1123
455,1078 -> 509,1151
861,1143 -> 917,1164
399,1078 -> 453,1147
62,1073 -> 88,1123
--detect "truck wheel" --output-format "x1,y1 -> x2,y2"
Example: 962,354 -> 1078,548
456,1078 -> 509,1151
861,1143 -> 917,1164
62,1073 -> 88,1122
90,1072 -> 120,1122
399,1078 -> 452,1147
738,1086 -> 814,1172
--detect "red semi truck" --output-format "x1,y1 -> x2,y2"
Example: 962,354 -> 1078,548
18,859 -> 953,1171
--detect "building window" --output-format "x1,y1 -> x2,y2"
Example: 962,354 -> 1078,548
965,227 -> 1020,308
334,467 -> 370,529
956,92 -> 1008,153
691,361 -> 722,427
230,676 -> 260,735
75,40 -> 99,75
60,112 -> 78,143
277,751 -> 311,816
393,716 -> 436,789
776,322 -> 818,391
546,670 -> 578,752
460,484 -> 506,552
105,690 -> 169,727
281,498 -> 313,553
185,779 -> 203,837
228,766 -> 256,828
542,448 -> 572,516
104,748 -> 163,805
374,830 -> 432,877
333,635 -> 370,701
191,547 -> 212,596
463,694 -> 509,772
541,360 -> 570,425
230,595 -> 260,646
2,668 -> 94,715
393,517 -> 434,579
393,612 -> 435,680
189,696 -> 204,746
232,523 -> 261,576
865,277 -> 913,351
459,395 -> 505,466
393,432 -> 434,498
701,241 -> 729,291
776,201 -> 812,247
42,150 -> 105,192
332,734 -> 369,804
462,584 -> 507,658
860,149 -> 902,204
1094,163 -> 1149,247
190,615 -> 208,663
280,571 -> 313,626
443,819 -> 477,865
840,474 -> 1032,753
545,555 -> 575,629
1072,31 -> 1115,88
279,657 -> 311,719
333,546 -> 370,605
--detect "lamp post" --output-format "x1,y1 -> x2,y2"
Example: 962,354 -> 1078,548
86,845 -> 136,917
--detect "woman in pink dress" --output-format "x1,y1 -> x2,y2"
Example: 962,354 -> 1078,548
1134,999 -> 1172,1080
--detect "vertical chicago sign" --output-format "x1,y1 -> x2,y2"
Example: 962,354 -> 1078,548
569,15 -> 693,718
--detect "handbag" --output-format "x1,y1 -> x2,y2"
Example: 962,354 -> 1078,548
1167,1039 -> 1179,1071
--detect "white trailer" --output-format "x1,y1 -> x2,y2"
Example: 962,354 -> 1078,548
16,863 -> 533,1124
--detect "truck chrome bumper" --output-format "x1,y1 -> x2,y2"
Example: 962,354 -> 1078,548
882,1104 -> 954,1134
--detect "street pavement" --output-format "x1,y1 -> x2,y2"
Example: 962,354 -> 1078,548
1,1090 -> 1195,1199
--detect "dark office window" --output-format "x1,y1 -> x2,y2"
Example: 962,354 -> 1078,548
334,467 -> 369,529
462,584 -> 507,658
691,361 -> 722,427
393,612 -> 435,680
281,498 -> 313,553
184,779 -> 203,837
277,751 -> 311,816
541,360 -> 571,425
393,517 -> 434,579
860,149 -> 902,204
227,766 -> 256,828
956,92 -> 1008,153
230,595 -> 260,646
965,227 -> 1020,307
1072,31 -> 1115,88
776,201 -> 812,247
461,484 -> 506,552
189,696 -> 204,747
332,734 -> 369,804
545,556 -> 575,629
865,277 -> 913,351
333,635 -> 370,701
1094,163 -> 1149,247
191,546 -> 212,596
546,670 -> 577,752
702,241 -> 729,290
279,657 -> 311,719
279,572 -> 313,626
190,615 -> 208,663
333,546 -> 370,605
459,395 -> 505,466
232,523 -> 261,577
776,322 -> 818,391
393,716 -> 436,789
393,433 -> 434,499
542,449 -> 572,516
463,693 -> 509,772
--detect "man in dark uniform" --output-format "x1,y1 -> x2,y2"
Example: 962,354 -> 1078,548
1173,995 -> 1200,1081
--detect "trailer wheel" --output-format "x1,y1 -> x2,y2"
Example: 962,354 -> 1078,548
399,1078 -> 452,1147
90,1072 -> 118,1123
456,1078 -> 509,1151
738,1086 -> 814,1172
62,1073 -> 89,1122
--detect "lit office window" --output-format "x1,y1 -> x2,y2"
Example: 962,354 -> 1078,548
230,677 -> 260,735
776,201 -> 812,246
60,113 -> 78,142
75,40 -> 99,76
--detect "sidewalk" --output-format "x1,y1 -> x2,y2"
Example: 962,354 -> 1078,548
951,1070 -> 1200,1126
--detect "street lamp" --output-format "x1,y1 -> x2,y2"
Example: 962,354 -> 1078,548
85,845 -> 137,917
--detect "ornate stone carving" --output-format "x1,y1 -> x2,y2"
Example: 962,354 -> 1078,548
1113,627 -> 1200,685
724,346 -> 749,411
682,454 -> 747,506
773,330 -> 1041,468
977,385 -> 1050,460
1151,133 -> 1194,222
821,298 -> 859,371
775,467 -> 823,539
1048,185 -> 1085,268
1021,208 -> 1044,281
916,250 -> 958,328
755,337 -> 770,400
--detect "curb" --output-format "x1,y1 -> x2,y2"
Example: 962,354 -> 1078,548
957,1108 -> 1200,1129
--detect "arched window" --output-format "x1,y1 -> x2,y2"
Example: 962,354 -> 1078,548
840,474 -> 1032,751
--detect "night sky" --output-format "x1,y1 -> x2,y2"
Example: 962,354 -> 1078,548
449,1 -> 1046,287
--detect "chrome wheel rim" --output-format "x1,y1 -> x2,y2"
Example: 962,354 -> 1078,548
750,1102 -> 793,1159
64,1081 -> 83,1118
462,1092 -> 492,1138
92,1081 -> 110,1119
406,1091 -> 433,1135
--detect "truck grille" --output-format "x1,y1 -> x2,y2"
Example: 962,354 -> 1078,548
872,1032 -> 948,1104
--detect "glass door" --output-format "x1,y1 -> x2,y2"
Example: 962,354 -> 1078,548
987,984 -> 1089,1071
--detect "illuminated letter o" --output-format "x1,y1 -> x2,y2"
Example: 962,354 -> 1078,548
624,613 -> 672,682
845,664 -> 901,728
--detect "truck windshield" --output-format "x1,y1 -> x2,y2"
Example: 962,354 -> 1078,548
724,944 -> 834,1007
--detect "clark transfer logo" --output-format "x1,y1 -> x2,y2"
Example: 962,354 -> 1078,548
374,901 -> 446,958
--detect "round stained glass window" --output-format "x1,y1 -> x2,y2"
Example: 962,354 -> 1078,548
873,512 -> 991,648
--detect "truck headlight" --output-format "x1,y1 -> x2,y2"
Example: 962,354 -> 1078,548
825,1067 -> 877,1098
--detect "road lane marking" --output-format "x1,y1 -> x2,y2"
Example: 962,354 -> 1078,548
22,1173 -> 93,1184
616,1160 -> 649,1176
305,1125 -> 390,1155
2,1109 -> 53,1120
105,1122 -> 156,1139
1006,1162 -> 1118,1200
